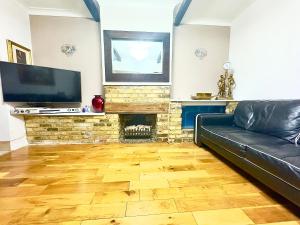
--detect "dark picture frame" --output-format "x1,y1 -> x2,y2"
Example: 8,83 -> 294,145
103,30 -> 170,84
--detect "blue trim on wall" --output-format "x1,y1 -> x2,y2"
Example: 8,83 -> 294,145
174,0 -> 192,26
182,105 -> 226,129
83,0 -> 100,22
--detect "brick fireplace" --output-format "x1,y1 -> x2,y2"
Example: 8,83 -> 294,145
24,85 -> 195,144
104,85 -> 171,143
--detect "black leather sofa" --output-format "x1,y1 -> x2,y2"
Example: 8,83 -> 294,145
195,100 -> 300,207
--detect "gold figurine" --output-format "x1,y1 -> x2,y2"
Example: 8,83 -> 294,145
227,74 -> 236,99
217,75 -> 226,98
217,62 -> 235,100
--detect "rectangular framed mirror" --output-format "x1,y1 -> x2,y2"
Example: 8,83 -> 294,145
103,30 -> 170,84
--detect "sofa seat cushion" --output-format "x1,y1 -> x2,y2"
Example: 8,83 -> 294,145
201,126 -> 289,158
246,143 -> 300,190
200,125 -> 247,157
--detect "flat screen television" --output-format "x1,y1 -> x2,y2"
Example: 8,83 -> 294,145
0,61 -> 81,103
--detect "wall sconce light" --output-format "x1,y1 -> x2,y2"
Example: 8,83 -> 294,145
195,48 -> 207,60
61,44 -> 76,56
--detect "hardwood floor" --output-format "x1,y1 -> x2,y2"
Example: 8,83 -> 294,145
0,143 -> 299,225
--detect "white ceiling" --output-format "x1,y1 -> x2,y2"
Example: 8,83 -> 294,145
16,0 -> 255,26
17,0 -> 92,18
182,0 -> 256,26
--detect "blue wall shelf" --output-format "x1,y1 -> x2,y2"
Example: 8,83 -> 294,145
181,105 -> 226,129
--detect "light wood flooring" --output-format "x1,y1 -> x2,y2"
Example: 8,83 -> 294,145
0,143 -> 299,225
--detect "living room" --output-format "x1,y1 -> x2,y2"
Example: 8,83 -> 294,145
0,0 -> 299,224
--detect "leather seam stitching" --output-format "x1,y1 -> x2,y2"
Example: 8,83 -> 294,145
244,158 -> 300,191
247,146 -> 300,171
201,126 -> 246,148
195,114 -> 201,144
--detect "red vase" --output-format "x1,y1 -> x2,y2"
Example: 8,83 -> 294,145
92,95 -> 105,113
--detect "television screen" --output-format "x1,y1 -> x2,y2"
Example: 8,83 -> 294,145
0,61 -> 81,103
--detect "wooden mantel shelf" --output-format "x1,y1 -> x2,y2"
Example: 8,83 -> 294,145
105,103 -> 169,114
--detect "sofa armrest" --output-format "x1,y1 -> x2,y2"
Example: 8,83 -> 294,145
194,114 -> 234,145
196,113 -> 234,127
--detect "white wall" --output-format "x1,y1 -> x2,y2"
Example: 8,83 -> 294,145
0,0 -> 31,150
229,0 -> 300,100
99,0 -> 180,85
0,0 -> 32,104
172,25 -> 230,100
30,16 -> 102,106
0,105 -> 27,151
100,0 -> 178,32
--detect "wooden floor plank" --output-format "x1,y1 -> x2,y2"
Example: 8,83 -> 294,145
126,199 -> 178,216
0,143 -> 298,224
81,212 -> 198,225
193,208 -> 254,225
243,206 -> 300,224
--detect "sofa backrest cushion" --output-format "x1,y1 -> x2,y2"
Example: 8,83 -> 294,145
234,100 -> 300,143
233,101 -> 255,130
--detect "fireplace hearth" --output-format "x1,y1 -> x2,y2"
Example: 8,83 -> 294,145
120,114 -> 157,142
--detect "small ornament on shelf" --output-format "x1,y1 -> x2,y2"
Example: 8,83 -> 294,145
191,93 -> 212,100
217,62 -> 236,100
92,95 -> 105,113
82,105 -> 91,113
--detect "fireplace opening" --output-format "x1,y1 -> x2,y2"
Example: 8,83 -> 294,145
119,114 -> 157,142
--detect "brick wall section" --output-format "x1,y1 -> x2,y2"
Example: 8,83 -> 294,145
156,114 -> 169,142
24,86 -> 200,144
104,86 -> 170,103
24,104 -> 196,144
168,102 -> 182,143
168,102 -> 194,143
24,101 -> 236,144
105,85 -> 173,143
25,114 -> 119,144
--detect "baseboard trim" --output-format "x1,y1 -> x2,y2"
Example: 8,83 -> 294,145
10,137 -> 28,151
0,141 -> 11,152
0,137 -> 28,152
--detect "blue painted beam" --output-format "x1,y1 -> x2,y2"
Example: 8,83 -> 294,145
83,0 -> 100,22
174,0 -> 192,26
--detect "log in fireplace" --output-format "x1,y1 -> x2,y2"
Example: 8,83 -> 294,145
119,114 -> 157,142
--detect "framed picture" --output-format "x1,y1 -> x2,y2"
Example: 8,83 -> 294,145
6,40 -> 32,64
103,30 -> 170,84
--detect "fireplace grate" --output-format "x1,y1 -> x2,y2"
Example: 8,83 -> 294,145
124,125 -> 152,139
